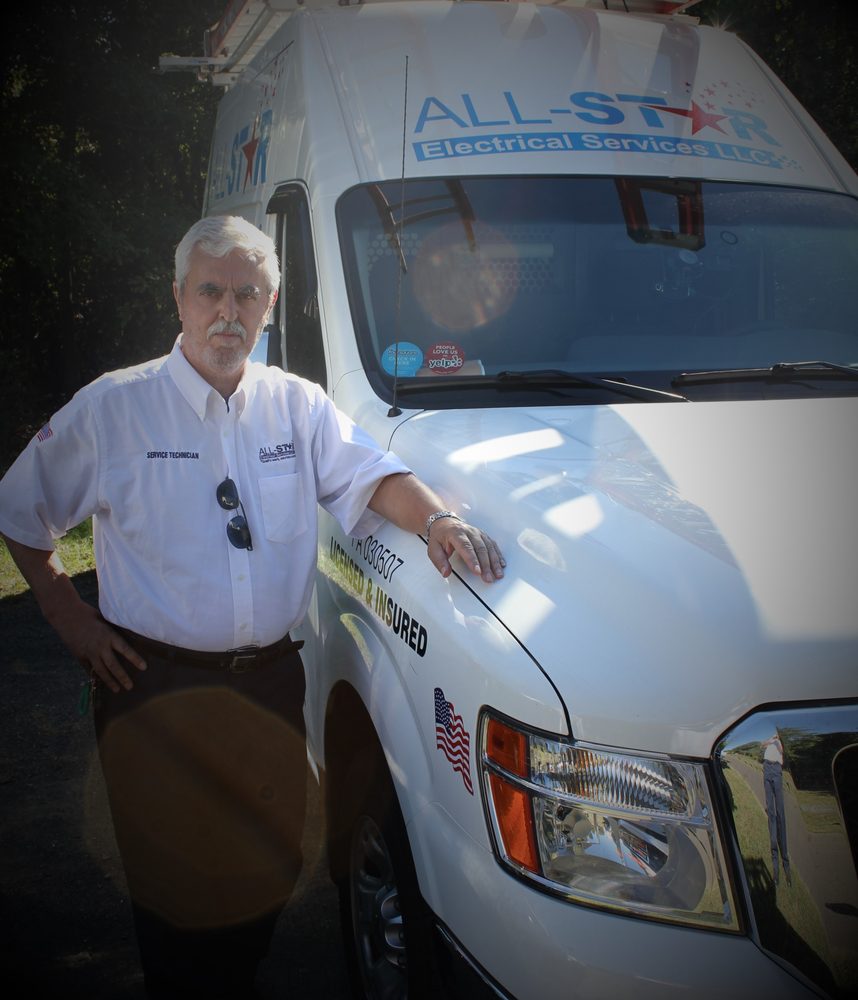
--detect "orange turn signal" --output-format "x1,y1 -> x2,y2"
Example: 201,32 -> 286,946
489,772 -> 540,873
486,716 -> 529,777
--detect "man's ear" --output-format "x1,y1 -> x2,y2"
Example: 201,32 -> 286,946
173,281 -> 183,321
266,289 -> 278,321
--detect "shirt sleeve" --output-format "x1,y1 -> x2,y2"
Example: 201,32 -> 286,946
308,387 -> 410,538
0,390 -> 101,549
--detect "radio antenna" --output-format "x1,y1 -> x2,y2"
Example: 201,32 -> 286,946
388,54 -> 409,418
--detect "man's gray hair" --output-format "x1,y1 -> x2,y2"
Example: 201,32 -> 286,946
175,215 -> 280,295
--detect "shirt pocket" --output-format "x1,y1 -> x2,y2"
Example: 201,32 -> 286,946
259,472 -> 307,544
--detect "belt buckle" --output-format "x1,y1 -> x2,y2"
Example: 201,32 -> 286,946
227,645 -> 259,673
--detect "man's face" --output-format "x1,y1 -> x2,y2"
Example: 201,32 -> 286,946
174,246 -> 276,390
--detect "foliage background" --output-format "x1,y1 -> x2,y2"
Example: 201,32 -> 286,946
2,0 -> 856,471
2,0 -> 223,469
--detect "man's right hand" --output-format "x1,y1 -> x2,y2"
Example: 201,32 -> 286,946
51,600 -> 147,692
2,534 -> 146,692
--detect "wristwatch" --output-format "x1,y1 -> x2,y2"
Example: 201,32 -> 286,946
425,510 -> 461,537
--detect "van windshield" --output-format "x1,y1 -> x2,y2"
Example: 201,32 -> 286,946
337,177 -> 858,404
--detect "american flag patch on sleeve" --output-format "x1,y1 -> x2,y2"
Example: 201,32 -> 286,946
434,687 -> 474,795
36,423 -> 53,442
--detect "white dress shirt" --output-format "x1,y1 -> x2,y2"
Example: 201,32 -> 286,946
0,337 -> 409,650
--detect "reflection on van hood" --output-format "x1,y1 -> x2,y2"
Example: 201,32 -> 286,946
391,397 -> 858,755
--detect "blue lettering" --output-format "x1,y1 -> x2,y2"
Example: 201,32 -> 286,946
415,97 -> 468,133
462,93 -> 509,127
617,94 -> 669,128
416,139 -> 445,158
413,129 -> 786,170
570,92 -> 624,125
722,108 -> 780,146
504,91 -> 551,125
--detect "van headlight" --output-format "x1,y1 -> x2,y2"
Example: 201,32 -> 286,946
479,711 -> 739,931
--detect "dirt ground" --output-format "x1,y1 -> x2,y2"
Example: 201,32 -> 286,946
0,570 -> 352,998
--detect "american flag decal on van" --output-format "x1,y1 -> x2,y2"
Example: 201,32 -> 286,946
434,687 -> 473,795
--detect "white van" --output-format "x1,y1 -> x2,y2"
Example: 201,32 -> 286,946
168,2 -> 858,997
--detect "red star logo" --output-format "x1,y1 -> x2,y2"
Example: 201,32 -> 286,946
241,122 -> 260,190
645,100 -> 728,135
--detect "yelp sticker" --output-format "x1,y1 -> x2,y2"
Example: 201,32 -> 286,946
425,342 -> 465,374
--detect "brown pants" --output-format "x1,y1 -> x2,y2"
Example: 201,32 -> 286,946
94,643 -> 307,998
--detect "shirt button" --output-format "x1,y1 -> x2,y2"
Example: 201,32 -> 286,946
239,623 -> 249,631
237,574 -> 246,582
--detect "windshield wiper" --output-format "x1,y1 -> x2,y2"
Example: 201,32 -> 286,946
672,360 -> 858,387
392,369 -> 687,403
496,370 -> 688,402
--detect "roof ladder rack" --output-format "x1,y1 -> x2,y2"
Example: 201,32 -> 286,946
159,0 -> 702,87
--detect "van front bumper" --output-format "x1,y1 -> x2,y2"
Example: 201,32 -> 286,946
423,819 -> 822,1000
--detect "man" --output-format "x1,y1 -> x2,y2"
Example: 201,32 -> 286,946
0,215 -> 504,998
761,731 -> 791,888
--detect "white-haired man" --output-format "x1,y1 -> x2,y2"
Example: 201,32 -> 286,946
0,215 -> 504,998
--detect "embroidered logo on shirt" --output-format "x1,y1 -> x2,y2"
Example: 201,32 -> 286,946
259,442 -> 295,463
36,423 -> 53,442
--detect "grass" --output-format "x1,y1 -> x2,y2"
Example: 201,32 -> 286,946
724,764 -> 833,972
0,520 -> 95,599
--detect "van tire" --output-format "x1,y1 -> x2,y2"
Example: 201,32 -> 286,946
337,756 -> 441,1000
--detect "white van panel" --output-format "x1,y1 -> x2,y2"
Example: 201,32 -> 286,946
205,1 -> 855,222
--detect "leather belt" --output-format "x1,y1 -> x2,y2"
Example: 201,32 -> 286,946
115,627 -> 305,673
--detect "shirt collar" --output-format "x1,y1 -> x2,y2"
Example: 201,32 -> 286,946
167,335 -> 255,420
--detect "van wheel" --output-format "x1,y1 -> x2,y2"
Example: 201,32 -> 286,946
338,762 -> 439,999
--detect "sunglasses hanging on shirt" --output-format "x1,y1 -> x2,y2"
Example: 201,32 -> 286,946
216,477 -> 254,551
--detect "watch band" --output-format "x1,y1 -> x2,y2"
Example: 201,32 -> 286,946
425,510 -> 460,537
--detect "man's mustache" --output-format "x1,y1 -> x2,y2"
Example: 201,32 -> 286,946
207,320 -> 247,341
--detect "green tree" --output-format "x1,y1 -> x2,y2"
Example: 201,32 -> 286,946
695,0 -> 857,169
2,1 -> 222,465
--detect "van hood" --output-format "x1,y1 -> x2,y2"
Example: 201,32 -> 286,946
390,397 -> 858,755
